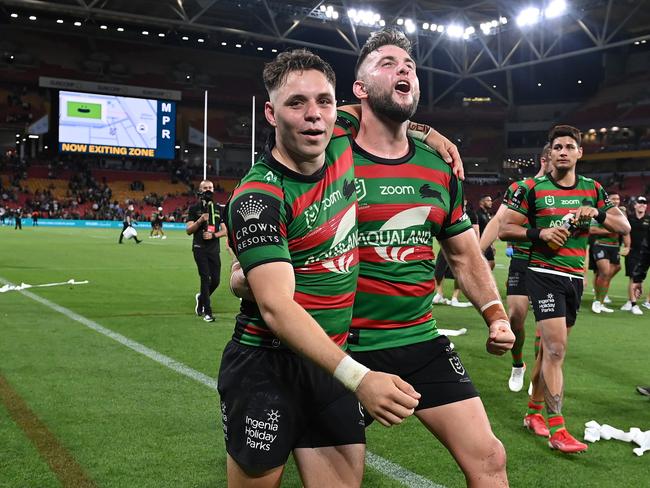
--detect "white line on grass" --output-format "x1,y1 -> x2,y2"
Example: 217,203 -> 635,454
0,277 -> 446,488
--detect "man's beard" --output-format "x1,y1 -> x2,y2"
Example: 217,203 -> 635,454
366,82 -> 419,123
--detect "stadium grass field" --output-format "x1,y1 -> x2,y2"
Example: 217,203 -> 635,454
1,225 -> 648,488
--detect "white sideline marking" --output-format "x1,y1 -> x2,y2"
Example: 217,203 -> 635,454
0,277 -> 446,488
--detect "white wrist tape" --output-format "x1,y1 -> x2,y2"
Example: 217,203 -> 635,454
407,125 -> 432,142
480,299 -> 502,313
333,355 -> 370,392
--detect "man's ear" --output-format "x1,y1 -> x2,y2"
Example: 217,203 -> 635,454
352,80 -> 368,101
265,101 -> 276,127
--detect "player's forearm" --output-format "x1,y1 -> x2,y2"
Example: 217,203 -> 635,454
601,210 -> 631,235
589,226 -> 611,236
257,296 -> 347,374
498,222 -> 529,241
185,220 -> 202,235
479,213 -> 501,251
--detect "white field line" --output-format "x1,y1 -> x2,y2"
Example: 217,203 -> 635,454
0,277 -> 446,488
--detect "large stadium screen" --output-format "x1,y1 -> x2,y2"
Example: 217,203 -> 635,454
58,90 -> 176,159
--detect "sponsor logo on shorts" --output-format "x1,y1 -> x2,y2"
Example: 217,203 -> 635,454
244,411 -> 281,451
358,402 -> 366,427
221,401 -> 229,441
538,293 -> 556,313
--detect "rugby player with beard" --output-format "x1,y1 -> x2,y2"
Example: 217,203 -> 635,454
345,29 -> 513,487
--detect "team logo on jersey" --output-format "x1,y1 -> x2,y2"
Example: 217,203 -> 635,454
303,206 -> 358,274
419,184 -> 443,201
264,171 -> 277,183
343,179 -> 356,200
544,195 -> 555,206
237,195 -> 268,222
374,206 -> 431,263
354,178 -> 367,202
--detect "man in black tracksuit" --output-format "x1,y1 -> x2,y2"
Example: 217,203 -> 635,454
631,207 -> 650,397
186,180 -> 226,322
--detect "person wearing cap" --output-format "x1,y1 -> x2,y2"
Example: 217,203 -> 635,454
622,196 -> 650,315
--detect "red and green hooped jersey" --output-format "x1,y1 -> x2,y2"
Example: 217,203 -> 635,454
348,138 -> 472,351
506,174 -> 613,278
226,135 -> 359,349
592,222 -> 620,247
504,180 -> 532,261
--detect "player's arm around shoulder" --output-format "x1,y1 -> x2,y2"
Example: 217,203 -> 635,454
247,261 -> 420,427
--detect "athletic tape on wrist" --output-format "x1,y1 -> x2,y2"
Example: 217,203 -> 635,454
407,123 -> 433,142
480,300 -> 508,327
333,355 -> 370,392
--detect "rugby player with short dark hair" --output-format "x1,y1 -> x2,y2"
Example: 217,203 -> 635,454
499,124 -> 630,453
621,196 -> 650,314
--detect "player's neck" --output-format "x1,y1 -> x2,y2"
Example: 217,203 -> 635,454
355,106 -> 409,159
551,168 -> 576,187
271,140 -> 325,176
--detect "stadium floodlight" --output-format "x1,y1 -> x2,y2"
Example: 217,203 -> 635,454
397,18 -> 404,25
545,0 -> 567,19
577,79 -> 582,84
271,48 -> 278,52
423,22 -> 429,30
436,24 -> 445,33
182,36 -> 189,40
158,33 -> 165,37
100,25 -> 107,29
611,126 -> 620,131
537,82 -> 542,86
29,15 -> 37,21
348,9 -> 357,18
320,5 -> 326,12
446,24 -> 464,39
56,19 -> 64,24
500,17 -> 508,24
480,22 -> 491,35
221,41 -> 227,46
492,84 -> 497,88
465,26 -> 475,35
599,127 -> 607,133
28,135 -> 39,139
332,11 -> 339,19
430,23 -> 437,31
117,27 -> 124,32
142,30 -> 149,35
74,21 -> 82,26
15,133 -> 20,137
198,38 -> 205,43
10,13 -> 18,18
516,7 -> 540,27
175,145 -> 181,149
404,19 -> 416,33
257,46 -> 263,51
235,43 -> 242,48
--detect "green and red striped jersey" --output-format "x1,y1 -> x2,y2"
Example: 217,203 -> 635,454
226,135 -> 359,349
347,138 -> 472,351
592,222 -> 620,247
506,174 -> 613,278
504,180 -> 532,261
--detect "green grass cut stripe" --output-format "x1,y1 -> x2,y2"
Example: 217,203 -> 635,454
0,374 -> 97,488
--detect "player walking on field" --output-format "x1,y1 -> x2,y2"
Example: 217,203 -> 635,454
479,144 -> 550,393
499,125 -> 630,453
341,29 -> 514,487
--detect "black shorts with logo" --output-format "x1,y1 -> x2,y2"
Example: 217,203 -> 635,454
591,244 -> 620,266
506,258 -> 529,296
526,270 -> 584,326
351,336 -> 478,424
217,341 -> 365,472
625,250 -> 642,277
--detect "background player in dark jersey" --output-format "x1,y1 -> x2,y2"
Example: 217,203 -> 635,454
477,195 -> 495,269
500,125 -> 630,453
347,29 -> 513,487
589,192 -> 627,313
185,180 -> 226,322
480,144 -> 550,395
118,204 -> 141,244
220,50 -> 421,488
622,196 -> 650,314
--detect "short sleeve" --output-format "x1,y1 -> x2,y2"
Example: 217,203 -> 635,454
505,181 -> 530,217
227,187 -> 290,274
438,176 -> 472,240
595,182 -> 614,212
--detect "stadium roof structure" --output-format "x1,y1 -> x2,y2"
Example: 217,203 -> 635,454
2,0 -> 650,105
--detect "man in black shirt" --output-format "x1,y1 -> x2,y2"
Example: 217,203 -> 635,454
622,196 -> 650,315
186,180 -> 226,322
477,195 -> 495,269
118,204 -> 142,244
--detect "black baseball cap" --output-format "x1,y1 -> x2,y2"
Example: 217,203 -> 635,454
636,196 -> 647,204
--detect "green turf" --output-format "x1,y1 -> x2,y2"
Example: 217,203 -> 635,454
0,226 -> 648,487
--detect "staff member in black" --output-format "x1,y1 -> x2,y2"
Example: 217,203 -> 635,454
186,180 -> 226,322
630,208 -> 650,397
118,204 -> 142,244
477,195 -> 495,269
622,196 -> 650,314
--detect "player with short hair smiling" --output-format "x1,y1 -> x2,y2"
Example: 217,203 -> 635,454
219,49 -> 421,488
499,124 -> 630,453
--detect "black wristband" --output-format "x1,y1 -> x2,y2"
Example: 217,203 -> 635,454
526,228 -> 542,242
595,209 -> 607,224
